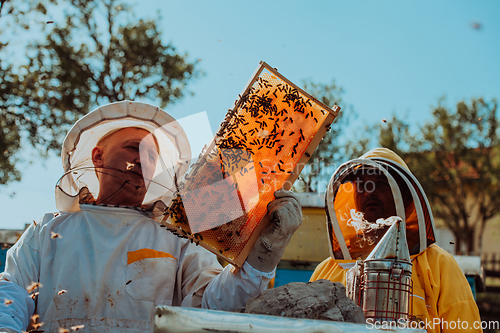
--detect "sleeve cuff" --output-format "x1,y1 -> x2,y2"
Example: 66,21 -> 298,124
242,261 -> 275,280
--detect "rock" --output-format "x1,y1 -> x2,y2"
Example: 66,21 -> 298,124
245,279 -> 365,324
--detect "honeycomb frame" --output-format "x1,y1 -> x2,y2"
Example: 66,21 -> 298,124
159,61 -> 340,268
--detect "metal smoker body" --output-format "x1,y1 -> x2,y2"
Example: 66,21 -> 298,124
346,217 -> 413,322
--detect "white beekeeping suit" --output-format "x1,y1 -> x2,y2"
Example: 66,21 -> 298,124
0,101 -> 275,333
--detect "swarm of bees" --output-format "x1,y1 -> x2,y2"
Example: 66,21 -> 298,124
161,62 -> 339,267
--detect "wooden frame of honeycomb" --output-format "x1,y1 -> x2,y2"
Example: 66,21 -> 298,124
160,61 -> 340,268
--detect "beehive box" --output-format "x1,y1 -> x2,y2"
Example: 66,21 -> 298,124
160,61 -> 340,267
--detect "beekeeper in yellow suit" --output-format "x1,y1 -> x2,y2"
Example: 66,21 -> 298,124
310,148 -> 482,333
0,101 -> 302,333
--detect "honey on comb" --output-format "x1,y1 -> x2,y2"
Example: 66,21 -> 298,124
160,62 -> 339,267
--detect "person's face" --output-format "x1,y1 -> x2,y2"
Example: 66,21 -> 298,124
354,173 -> 397,222
92,127 -> 159,206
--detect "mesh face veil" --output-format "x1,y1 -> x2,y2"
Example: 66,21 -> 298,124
56,101 -> 191,217
326,152 -> 436,260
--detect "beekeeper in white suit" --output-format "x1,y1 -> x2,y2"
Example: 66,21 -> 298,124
0,101 -> 302,333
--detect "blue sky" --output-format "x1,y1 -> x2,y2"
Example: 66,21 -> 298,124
1,0 -> 499,230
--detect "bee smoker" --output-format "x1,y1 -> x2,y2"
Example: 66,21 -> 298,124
346,217 -> 413,321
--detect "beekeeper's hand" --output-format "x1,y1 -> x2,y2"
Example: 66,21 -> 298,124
246,189 -> 302,272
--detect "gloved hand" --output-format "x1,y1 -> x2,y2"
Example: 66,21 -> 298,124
246,189 -> 302,272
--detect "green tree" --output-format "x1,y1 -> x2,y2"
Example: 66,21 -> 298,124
0,0 -> 200,185
0,0 -> 48,184
0,58 -> 21,184
373,97 -> 500,255
293,79 -> 359,193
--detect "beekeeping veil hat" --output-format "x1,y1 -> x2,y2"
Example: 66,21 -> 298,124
325,148 -> 436,260
56,101 -> 191,218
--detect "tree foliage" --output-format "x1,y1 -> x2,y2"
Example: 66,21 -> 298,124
0,0 -> 200,185
373,97 -> 500,255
